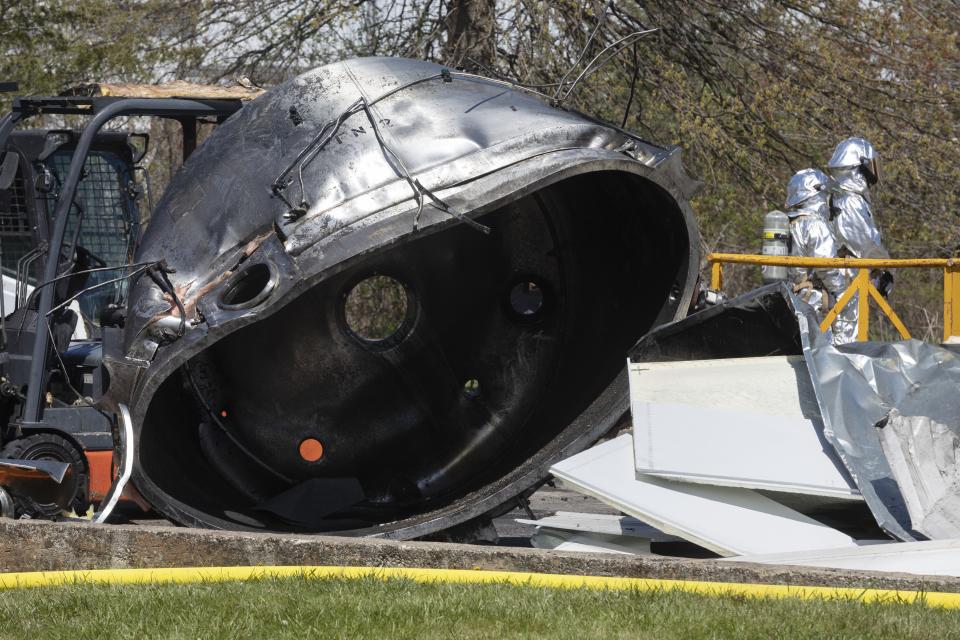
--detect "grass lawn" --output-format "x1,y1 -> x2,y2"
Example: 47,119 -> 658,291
0,575 -> 958,639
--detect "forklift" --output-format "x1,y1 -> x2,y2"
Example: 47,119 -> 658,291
0,81 -> 255,520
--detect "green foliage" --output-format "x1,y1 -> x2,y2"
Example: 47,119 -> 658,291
0,1 -> 184,108
1,576 -> 960,639
344,275 -> 409,341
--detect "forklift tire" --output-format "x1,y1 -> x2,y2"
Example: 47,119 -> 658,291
1,434 -> 89,517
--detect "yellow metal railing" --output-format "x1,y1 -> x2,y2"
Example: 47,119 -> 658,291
707,253 -> 960,342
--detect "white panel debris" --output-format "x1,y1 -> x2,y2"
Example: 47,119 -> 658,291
722,540 -> 960,577
634,403 -> 858,498
629,357 -> 859,499
627,356 -> 819,415
550,434 -> 857,557
531,528 -> 652,555
516,512 -> 677,541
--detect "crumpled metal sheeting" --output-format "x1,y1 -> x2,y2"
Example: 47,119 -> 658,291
879,409 -> 960,539
795,305 -> 960,541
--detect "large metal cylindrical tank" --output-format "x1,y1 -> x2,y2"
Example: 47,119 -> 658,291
109,57 -> 702,538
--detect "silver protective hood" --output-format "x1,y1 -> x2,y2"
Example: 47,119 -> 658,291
785,168 -> 829,212
828,137 -> 876,169
109,57 -> 702,537
828,137 -> 878,194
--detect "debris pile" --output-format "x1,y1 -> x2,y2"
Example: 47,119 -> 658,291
525,285 -> 960,577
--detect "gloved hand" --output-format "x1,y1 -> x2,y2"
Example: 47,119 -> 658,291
876,270 -> 894,298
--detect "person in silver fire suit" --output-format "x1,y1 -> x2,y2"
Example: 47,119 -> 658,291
826,137 -> 892,344
785,168 -> 845,328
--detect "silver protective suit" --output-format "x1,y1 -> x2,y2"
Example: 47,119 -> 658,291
827,138 -> 889,343
785,169 -> 844,331
828,137 -> 887,259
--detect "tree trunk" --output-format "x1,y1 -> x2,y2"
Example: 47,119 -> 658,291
444,0 -> 497,70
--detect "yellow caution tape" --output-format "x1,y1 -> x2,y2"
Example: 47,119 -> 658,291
0,565 -> 955,608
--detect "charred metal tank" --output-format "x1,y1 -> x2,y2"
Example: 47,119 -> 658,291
111,57 -> 701,537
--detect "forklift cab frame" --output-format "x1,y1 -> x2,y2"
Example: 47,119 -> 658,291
1,128 -> 144,322
0,91 -> 246,520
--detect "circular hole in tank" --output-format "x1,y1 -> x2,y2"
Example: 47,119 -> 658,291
508,280 -> 544,317
218,262 -> 276,310
463,378 -> 481,399
343,274 -> 411,344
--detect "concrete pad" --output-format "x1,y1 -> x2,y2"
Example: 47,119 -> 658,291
0,519 -> 959,594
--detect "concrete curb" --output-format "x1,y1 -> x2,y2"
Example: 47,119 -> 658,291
2,519 -> 958,593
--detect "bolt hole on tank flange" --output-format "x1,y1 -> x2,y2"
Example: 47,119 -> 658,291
218,262 -> 277,310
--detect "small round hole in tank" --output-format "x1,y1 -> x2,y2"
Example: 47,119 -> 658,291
463,378 -> 481,399
508,280 -> 544,317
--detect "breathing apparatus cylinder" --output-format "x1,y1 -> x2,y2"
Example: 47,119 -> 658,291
761,210 -> 790,283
